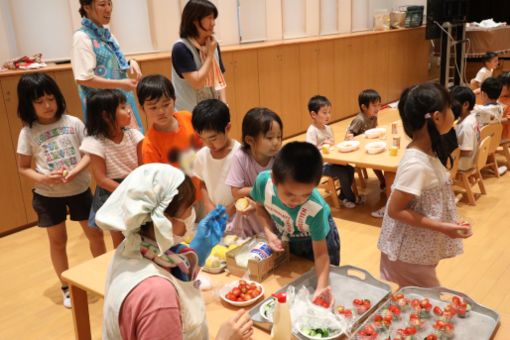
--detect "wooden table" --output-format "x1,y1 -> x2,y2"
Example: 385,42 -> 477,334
61,250 -> 314,340
322,122 -> 410,197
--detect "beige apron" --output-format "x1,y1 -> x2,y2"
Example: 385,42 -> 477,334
103,245 -> 208,339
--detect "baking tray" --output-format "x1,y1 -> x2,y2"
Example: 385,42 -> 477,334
249,265 -> 392,338
351,286 -> 500,340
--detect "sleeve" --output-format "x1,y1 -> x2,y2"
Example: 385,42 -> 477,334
393,160 -> 427,197
72,116 -> 87,143
119,277 -> 182,340
250,171 -> 269,203
305,126 -> 318,146
225,150 -> 247,188
347,117 -> 363,136
171,42 -> 198,78
17,128 -> 32,156
71,31 -> 97,81
79,137 -> 105,159
474,67 -> 490,84
308,203 -> 331,241
142,138 -> 163,164
217,45 -> 225,73
130,129 -> 145,144
457,125 -> 475,151
326,125 -> 335,144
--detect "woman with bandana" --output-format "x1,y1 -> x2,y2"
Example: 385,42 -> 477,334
71,0 -> 144,132
97,163 -> 253,340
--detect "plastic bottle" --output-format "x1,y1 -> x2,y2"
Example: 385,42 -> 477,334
270,292 -> 292,340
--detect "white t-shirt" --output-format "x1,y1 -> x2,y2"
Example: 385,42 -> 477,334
455,113 -> 480,171
305,124 -> 335,146
473,103 -> 505,127
193,140 -> 241,206
16,115 -> 91,197
80,129 -> 144,179
71,30 -> 121,81
473,66 -> 493,84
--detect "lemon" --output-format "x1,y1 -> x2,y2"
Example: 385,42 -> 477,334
212,245 -> 229,260
235,198 -> 249,211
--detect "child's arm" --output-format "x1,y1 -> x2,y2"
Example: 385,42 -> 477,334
312,239 -> 330,292
89,154 -> 120,192
136,140 -> 144,166
388,190 -> 472,238
255,203 -> 284,252
200,183 -> 216,215
63,153 -> 90,183
17,154 -> 64,185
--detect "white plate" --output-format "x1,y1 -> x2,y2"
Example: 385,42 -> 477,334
298,327 -> 343,340
365,141 -> 387,154
202,262 -> 226,274
259,297 -> 276,322
219,280 -> 264,307
364,128 -> 386,139
336,140 -> 360,153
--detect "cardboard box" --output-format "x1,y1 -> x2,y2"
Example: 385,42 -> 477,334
226,236 -> 289,282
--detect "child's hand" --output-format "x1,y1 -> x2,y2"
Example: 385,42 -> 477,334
40,169 -> 65,186
438,222 -> 473,239
120,78 -> 138,92
312,286 -> 335,309
235,197 -> 256,215
266,232 -> 284,252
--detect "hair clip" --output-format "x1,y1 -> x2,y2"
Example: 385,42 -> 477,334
424,113 -> 432,119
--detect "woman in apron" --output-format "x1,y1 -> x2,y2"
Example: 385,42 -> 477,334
71,0 -> 144,132
96,163 -> 253,340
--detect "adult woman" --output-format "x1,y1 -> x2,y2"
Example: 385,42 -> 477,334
96,163 -> 253,340
172,0 -> 227,112
71,0 -> 144,131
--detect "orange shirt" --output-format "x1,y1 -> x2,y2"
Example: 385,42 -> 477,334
142,111 -> 203,199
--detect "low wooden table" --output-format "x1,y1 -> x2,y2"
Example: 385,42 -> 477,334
322,120 -> 410,198
61,250 -> 314,340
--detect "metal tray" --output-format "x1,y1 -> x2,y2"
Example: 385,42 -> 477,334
351,286 -> 500,340
249,265 -> 392,339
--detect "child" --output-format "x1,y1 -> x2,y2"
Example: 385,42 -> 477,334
473,77 -> 505,127
251,141 -> 340,303
225,107 -> 283,237
137,75 -> 203,203
16,73 -> 106,308
470,51 -> 498,94
80,89 -> 144,248
191,99 -> 241,217
451,86 -> 479,171
498,72 -> 510,141
305,95 -> 358,208
378,83 -> 472,288
347,89 -> 386,217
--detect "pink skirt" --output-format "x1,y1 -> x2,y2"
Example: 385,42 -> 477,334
380,253 -> 440,288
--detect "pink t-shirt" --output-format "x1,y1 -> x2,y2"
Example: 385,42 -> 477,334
119,276 -> 182,340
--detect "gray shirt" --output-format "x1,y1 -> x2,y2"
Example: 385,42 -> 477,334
347,112 -> 378,136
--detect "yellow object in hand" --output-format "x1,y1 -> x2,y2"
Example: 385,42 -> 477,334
235,198 -> 250,212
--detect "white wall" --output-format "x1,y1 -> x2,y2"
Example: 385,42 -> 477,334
351,0 -> 369,32
266,0 -> 283,41
0,0 -> 17,62
147,0 -> 181,51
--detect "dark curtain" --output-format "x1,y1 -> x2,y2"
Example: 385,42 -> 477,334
467,1 -> 510,23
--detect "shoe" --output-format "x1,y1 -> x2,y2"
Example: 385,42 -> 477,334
341,199 -> 356,209
498,165 -> 507,176
371,207 -> 385,218
62,286 -> 72,309
356,196 -> 366,205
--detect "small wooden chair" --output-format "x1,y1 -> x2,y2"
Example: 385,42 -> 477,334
355,167 -> 368,188
497,139 -> 510,166
448,148 -> 461,180
453,136 -> 491,205
318,176 -> 340,209
479,123 -> 503,177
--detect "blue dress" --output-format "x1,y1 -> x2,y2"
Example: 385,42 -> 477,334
76,18 -> 143,132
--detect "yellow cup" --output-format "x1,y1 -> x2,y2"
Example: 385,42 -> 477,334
322,145 -> 330,154
389,146 -> 398,156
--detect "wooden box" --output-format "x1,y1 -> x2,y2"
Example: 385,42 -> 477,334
225,236 -> 289,282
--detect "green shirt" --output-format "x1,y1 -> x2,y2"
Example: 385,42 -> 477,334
250,171 -> 331,241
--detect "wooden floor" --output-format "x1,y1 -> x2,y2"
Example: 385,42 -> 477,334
2,109 -> 510,339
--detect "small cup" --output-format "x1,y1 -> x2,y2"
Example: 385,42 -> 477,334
322,145 -> 330,154
389,146 -> 398,156
392,136 -> 401,148
345,133 -> 354,141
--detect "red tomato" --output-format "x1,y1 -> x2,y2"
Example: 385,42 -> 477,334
353,298 -> 362,305
404,327 -> 417,335
226,293 -> 236,301
420,298 -> 430,307
239,280 -> 247,286
409,313 -> 419,320
373,314 -> 383,322
433,306 -> 443,316
240,286 -> 247,294
232,288 -> 241,297
452,296 -> 461,306
425,335 -> 438,340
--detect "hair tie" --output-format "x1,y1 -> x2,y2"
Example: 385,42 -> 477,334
424,113 -> 432,119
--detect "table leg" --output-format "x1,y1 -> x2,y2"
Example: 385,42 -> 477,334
69,285 -> 91,340
384,171 -> 396,198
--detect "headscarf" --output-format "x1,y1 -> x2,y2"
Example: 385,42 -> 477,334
96,163 -> 185,258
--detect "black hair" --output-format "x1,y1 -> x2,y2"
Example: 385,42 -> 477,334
398,83 -> 452,166
308,95 -> 331,113
137,74 -> 176,106
481,51 -> 497,65
179,0 -> 218,39
241,107 -> 283,150
358,89 -> 381,112
85,89 -> 126,138
17,73 -> 66,128
272,142 -> 323,185
481,77 -> 503,100
500,72 -> 510,87
192,99 -> 230,133
79,0 -> 93,18
450,86 -> 475,119
164,175 -> 196,217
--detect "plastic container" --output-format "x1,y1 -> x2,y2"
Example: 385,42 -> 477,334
250,242 -> 273,261
271,293 -> 292,340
